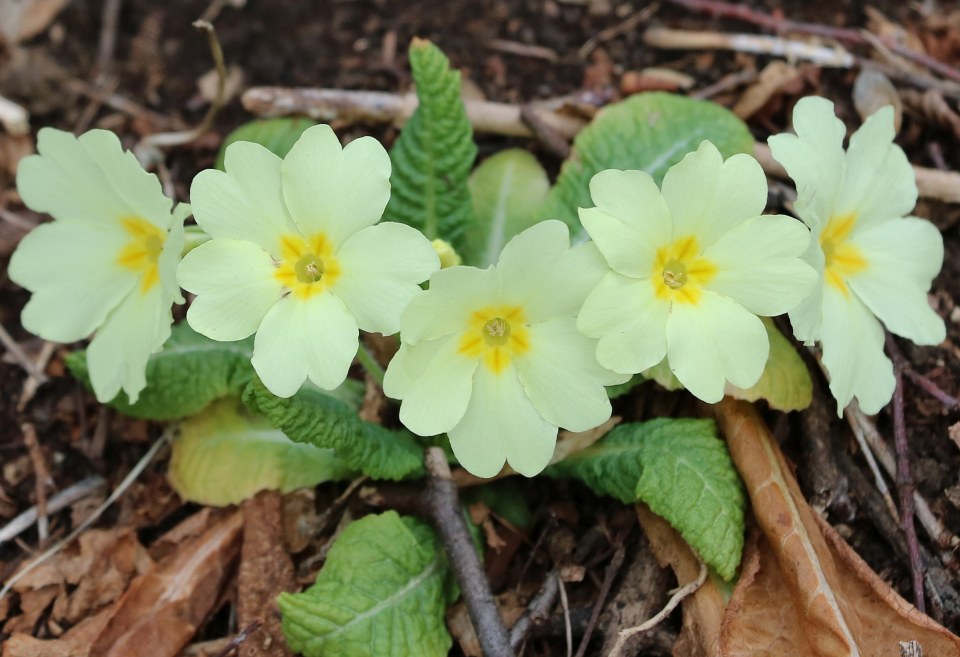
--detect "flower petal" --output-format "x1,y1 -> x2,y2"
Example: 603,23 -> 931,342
848,218 -> 945,345
280,125 -> 391,247
579,169 -> 670,277
396,334 -> 479,436
515,317 -> 615,432
497,220 -> 606,321
448,364 -> 556,478
189,141 -> 297,254
86,285 -> 172,404
767,96 -> 847,226
577,271 -> 669,375
383,338 -> 446,400
18,128 -> 174,229
837,106 -> 917,232
9,221 -> 135,342
252,292 -> 359,397
820,285 -> 895,415
703,214 -> 817,316
660,142 -> 767,248
400,266 -> 500,345
333,222 -> 439,335
178,239 -> 282,341
665,292 -> 768,403
787,235 -> 827,344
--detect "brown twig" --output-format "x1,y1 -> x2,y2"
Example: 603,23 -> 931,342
486,38 -> 559,62
572,542 -> 626,657
509,571 -> 560,651
21,424 -> 52,543
886,336 -> 958,410
891,351 -> 927,612
665,0 -> 960,83
213,618 -> 265,657
95,0 -> 123,75
577,2 -> 661,60
0,476 -> 105,547
424,447 -> 514,657
520,103 -> 571,159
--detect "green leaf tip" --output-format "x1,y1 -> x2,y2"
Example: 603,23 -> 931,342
169,398 -> 353,506
384,38 -> 477,250
242,377 -> 425,480
541,92 -> 754,237
279,511 -> 456,657
215,117 -> 318,170
548,418 -> 745,580
66,322 -> 254,421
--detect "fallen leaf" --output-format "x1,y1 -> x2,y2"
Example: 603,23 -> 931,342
238,491 -> 296,657
732,61 -> 801,119
853,69 -> 903,133
3,607 -> 112,657
714,398 -> 960,656
0,0 -> 70,44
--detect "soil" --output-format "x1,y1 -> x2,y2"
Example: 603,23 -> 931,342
1,0 -> 959,654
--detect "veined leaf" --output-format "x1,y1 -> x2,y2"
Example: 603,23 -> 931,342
169,398 -> 353,506
66,322 -> 255,420
215,117 -> 318,170
465,148 -> 549,266
243,377 -> 425,480
280,511 -> 456,657
541,92 -> 754,237
548,418 -> 745,580
384,38 -> 476,249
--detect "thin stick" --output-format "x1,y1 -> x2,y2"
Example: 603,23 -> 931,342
665,0 -> 960,83
95,0 -> 123,75
21,424 -> 52,542
886,336 -> 958,410
892,365 -> 926,612
213,618 -> 265,657
558,578 -> 573,657
509,571 -> 560,651
0,430 -> 170,602
0,321 -> 46,381
607,557 -> 708,657
424,447 -> 514,657
0,476 -> 105,546
18,340 -> 56,412
573,543 -> 626,657
577,2 -> 661,60
844,405 -> 899,520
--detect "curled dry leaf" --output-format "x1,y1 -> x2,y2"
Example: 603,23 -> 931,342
853,69 -> 903,133
901,89 -> 960,139
713,398 -> 960,657
732,61 -> 802,120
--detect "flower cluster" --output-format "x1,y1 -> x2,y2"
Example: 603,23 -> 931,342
9,96 -> 944,477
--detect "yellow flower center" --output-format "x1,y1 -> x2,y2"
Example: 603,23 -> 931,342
274,233 -> 341,299
459,305 -> 530,374
820,213 -> 867,296
117,217 -> 166,294
652,235 -> 716,305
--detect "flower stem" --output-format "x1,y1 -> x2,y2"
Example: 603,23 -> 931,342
356,342 -> 385,387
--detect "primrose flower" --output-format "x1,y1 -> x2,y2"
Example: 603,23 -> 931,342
178,125 -> 439,397
768,97 -> 945,414
9,128 -> 188,403
576,141 -> 817,403
383,220 -> 626,478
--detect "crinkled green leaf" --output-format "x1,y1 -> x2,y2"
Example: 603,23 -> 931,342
642,319 -> 812,411
243,377 -> 424,480
169,399 -> 353,506
541,92 -> 754,237
728,318 -> 812,411
465,480 -> 533,529
279,511 -> 456,657
383,38 -> 476,249
65,322 -> 255,420
547,418 -> 744,580
465,148 -> 549,266
215,117 -> 318,170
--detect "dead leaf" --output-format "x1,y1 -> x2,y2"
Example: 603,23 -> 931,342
3,585 -> 57,635
949,422 -> 960,451
853,69 -> 903,133
446,591 -> 527,657
238,491 -> 295,657
3,605 -> 113,657
714,398 -> 960,656
89,511 -> 243,657
0,0 -> 70,44
732,61 -> 801,119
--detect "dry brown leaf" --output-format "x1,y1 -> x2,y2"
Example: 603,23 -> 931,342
238,491 -> 295,657
0,0 -> 70,44
89,511 -> 243,657
446,591 -> 527,657
3,586 -> 58,635
732,61 -> 801,120
714,398 -> 960,657
853,69 -> 903,133
636,504 -> 726,657
902,89 -> 960,139
3,603 -> 113,657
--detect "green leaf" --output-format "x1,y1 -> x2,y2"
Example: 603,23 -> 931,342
642,319 -> 813,411
548,418 -> 744,580
169,398 -> 353,506
541,92 -> 754,236
65,322 -> 255,421
728,318 -> 812,411
215,117 -> 318,169
606,373 -> 644,399
279,511 -> 456,657
243,377 -> 425,480
465,148 -> 549,266
383,38 -> 477,249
